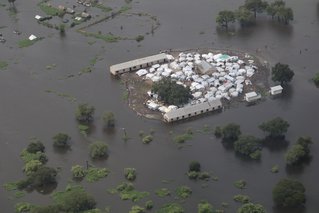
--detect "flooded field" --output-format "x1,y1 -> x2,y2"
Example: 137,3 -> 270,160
1,0 -> 319,212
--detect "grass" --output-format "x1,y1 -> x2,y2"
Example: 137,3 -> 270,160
86,167 -> 109,182
175,186 -> 192,199
18,38 -> 42,48
157,203 -> 183,213
234,180 -> 247,189
155,188 -> 171,197
0,61 -> 8,70
37,2 -> 63,16
233,194 -> 250,203
174,133 -> 193,143
94,3 -> 112,13
119,5 -> 131,13
4,182 -> 18,191
45,90 -> 77,103
113,182 -> 149,202
122,90 -> 129,101
80,31 -> 120,42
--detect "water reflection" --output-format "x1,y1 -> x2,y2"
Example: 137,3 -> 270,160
285,156 -> 313,175
262,137 -> 290,152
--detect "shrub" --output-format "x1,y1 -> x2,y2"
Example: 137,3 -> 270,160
71,165 -> 87,179
142,135 -> 153,144
175,186 -> 192,199
89,141 -> 108,159
189,161 -> 201,172
124,168 -> 137,181
102,111 -> 115,128
234,180 -> 246,189
75,103 -> 95,123
26,140 -> 45,153
53,133 -> 71,148
145,200 -> 153,210
155,188 -> 171,197
221,123 -> 241,142
24,160 -> 43,176
233,194 -> 250,203
198,201 -> 214,213
234,135 -> 262,159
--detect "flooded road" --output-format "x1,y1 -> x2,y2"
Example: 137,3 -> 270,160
1,0 -> 319,212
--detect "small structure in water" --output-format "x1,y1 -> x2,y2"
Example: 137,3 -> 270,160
163,99 -> 222,122
110,53 -> 169,75
270,85 -> 283,95
245,91 -> 261,102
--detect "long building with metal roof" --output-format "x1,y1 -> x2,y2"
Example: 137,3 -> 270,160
110,53 -> 168,75
163,99 -> 222,122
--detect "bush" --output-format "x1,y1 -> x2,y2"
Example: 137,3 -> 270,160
234,180 -> 246,189
198,201 -> 214,213
145,200 -> 153,210
234,135 -> 262,159
53,133 -> 71,148
187,171 -> 199,180
75,103 -> 95,123
86,167 -> 109,182
20,149 -> 48,164
222,123 -> 241,142
189,161 -> 201,172
89,141 -> 108,159
142,135 -> 153,144
175,186 -> 192,199
285,137 -> 312,165
214,126 -> 222,138
237,203 -> 266,213
273,179 -> 305,207
157,203 -> 184,213
26,140 -> 45,153
155,188 -> 171,197
233,194 -> 250,203
71,165 -> 87,179
24,160 -> 43,176
124,168 -> 137,181
102,111 -> 115,128
129,205 -> 145,213
259,117 -> 289,138
272,63 -> 294,84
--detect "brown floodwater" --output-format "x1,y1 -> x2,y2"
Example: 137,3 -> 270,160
0,0 -> 319,212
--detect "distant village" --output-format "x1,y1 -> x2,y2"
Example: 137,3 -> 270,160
110,51 -> 283,122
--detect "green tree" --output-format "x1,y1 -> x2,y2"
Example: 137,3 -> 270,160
152,77 -> 192,106
237,203 -> 266,213
124,168 -> 137,181
222,123 -> 241,142
259,117 -> 289,138
273,179 -> 306,207
266,0 -> 285,19
234,135 -> 261,159
29,166 -> 58,188
71,165 -> 87,179
89,141 -> 108,159
24,160 -> 43,176
271,63 -> 294,84
75,103 -> 95,123
189,161 -> 201,172
285,137 -> 312,165
26,140 -> 45,154
236,6 -> 255,26
244,0 -> 268,18
129,205 -> 145,213
198,201 -> 214,213
102,111 -> 115,128
216,10 -> 236,29
277,6 -> 293,24
53,133 -> 71,148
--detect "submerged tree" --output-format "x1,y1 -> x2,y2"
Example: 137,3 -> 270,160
243,0 -> 268,18
75,103 -> 95,123
53,133 -> 71,148
216,10 -> 236,29
236,6 -> 255,26
221,123 -> 241,142
237,203 -> 266,213
89,141 -> 108,159
234,135 -> 262,159
273,179 -> 306,207
102,111 -> 115,128
266,0 -> 285,19
285,137 -> 313,165
259,117 -> 289,138
272,63 -> 294,84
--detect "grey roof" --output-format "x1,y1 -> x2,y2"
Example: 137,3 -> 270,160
110,53 -> 167,74
197,60 -> 217,74
164,99 -> 222,120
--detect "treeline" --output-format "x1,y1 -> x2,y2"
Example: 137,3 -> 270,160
216,0 -> 294,28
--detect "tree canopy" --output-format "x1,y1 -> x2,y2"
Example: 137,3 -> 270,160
75,103 -> 95,123
152,77 -> 192,106
53,133 -> 71,148
273,179 -> 306,207
237,203 -> 266,213
89,141 -> 108,159
235,6 -> 255,26
216,10 -> 236,28
221,123 -> 241,142
26,140 -> 45,154
102,111 -> 115,128
285,137 -> 313,165
234,135 -> 262,159
271,63 -> 294,84
244,0 -> 268,18
259,117 -> 289,138
189,161 -> 201,172
198,201 -> 214,213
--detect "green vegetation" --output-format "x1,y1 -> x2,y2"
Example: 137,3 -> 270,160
71,165 -> 87,179
273,179 -> 305,207
157,203 -> 184,213
216,10 -> 236,28
152,77 -> 192,106
26,140 -> 45,153
189,161 -> 201,172
271,165 -> 279,173
187,161 -> 210,180
86,167 -> 109,182
259,117 -> 289,138
37,1 -> 64,16
52,185 -> 96,212
53,133 -> 71,148
78,124 -> 90,136
119,5 -> 131,13
237,203 -> 266,213
313,72 -> 319,87
75,103 -> 95,123
135,35 -> 144,42
18,38 -> 41,48
233,194 -> 251,204
234,135 -> 262,159
145,200 -> 153,210
221,123 -> 241,142
285,137 -> 313,165
102,111 -> 115,128
155,188 -> 171,197
142,135 -> 153,144
198,201 -> 214,213
174,131 -> 193,143
80,31 -> 120,42
129,205 -> 145,213
124,168 -> 137,181
214,126 -> 222,138
0,61 -> 8,70
266,0 -> 293,24
89,141 -> 108,159
24,160 -> 43,175
59,24 -> 65,34
175,186 -> 192,199
271,63 -> 294,84
235,6 -> 255,26
94,3 -> 112,13
15,202 -> 33,213
243,0 -> 268,18
234,180 -> 247,189
20,149 -> 47,164
4,182 -> 18,191
114,182 -> 149,202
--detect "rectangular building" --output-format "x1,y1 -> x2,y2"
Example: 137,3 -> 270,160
245,91 -> 261,102
163,99 -> 222,122
270,85 -> 283,95
110,53 -> 168,75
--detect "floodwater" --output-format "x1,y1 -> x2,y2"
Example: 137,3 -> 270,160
1,0 -> 319,212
